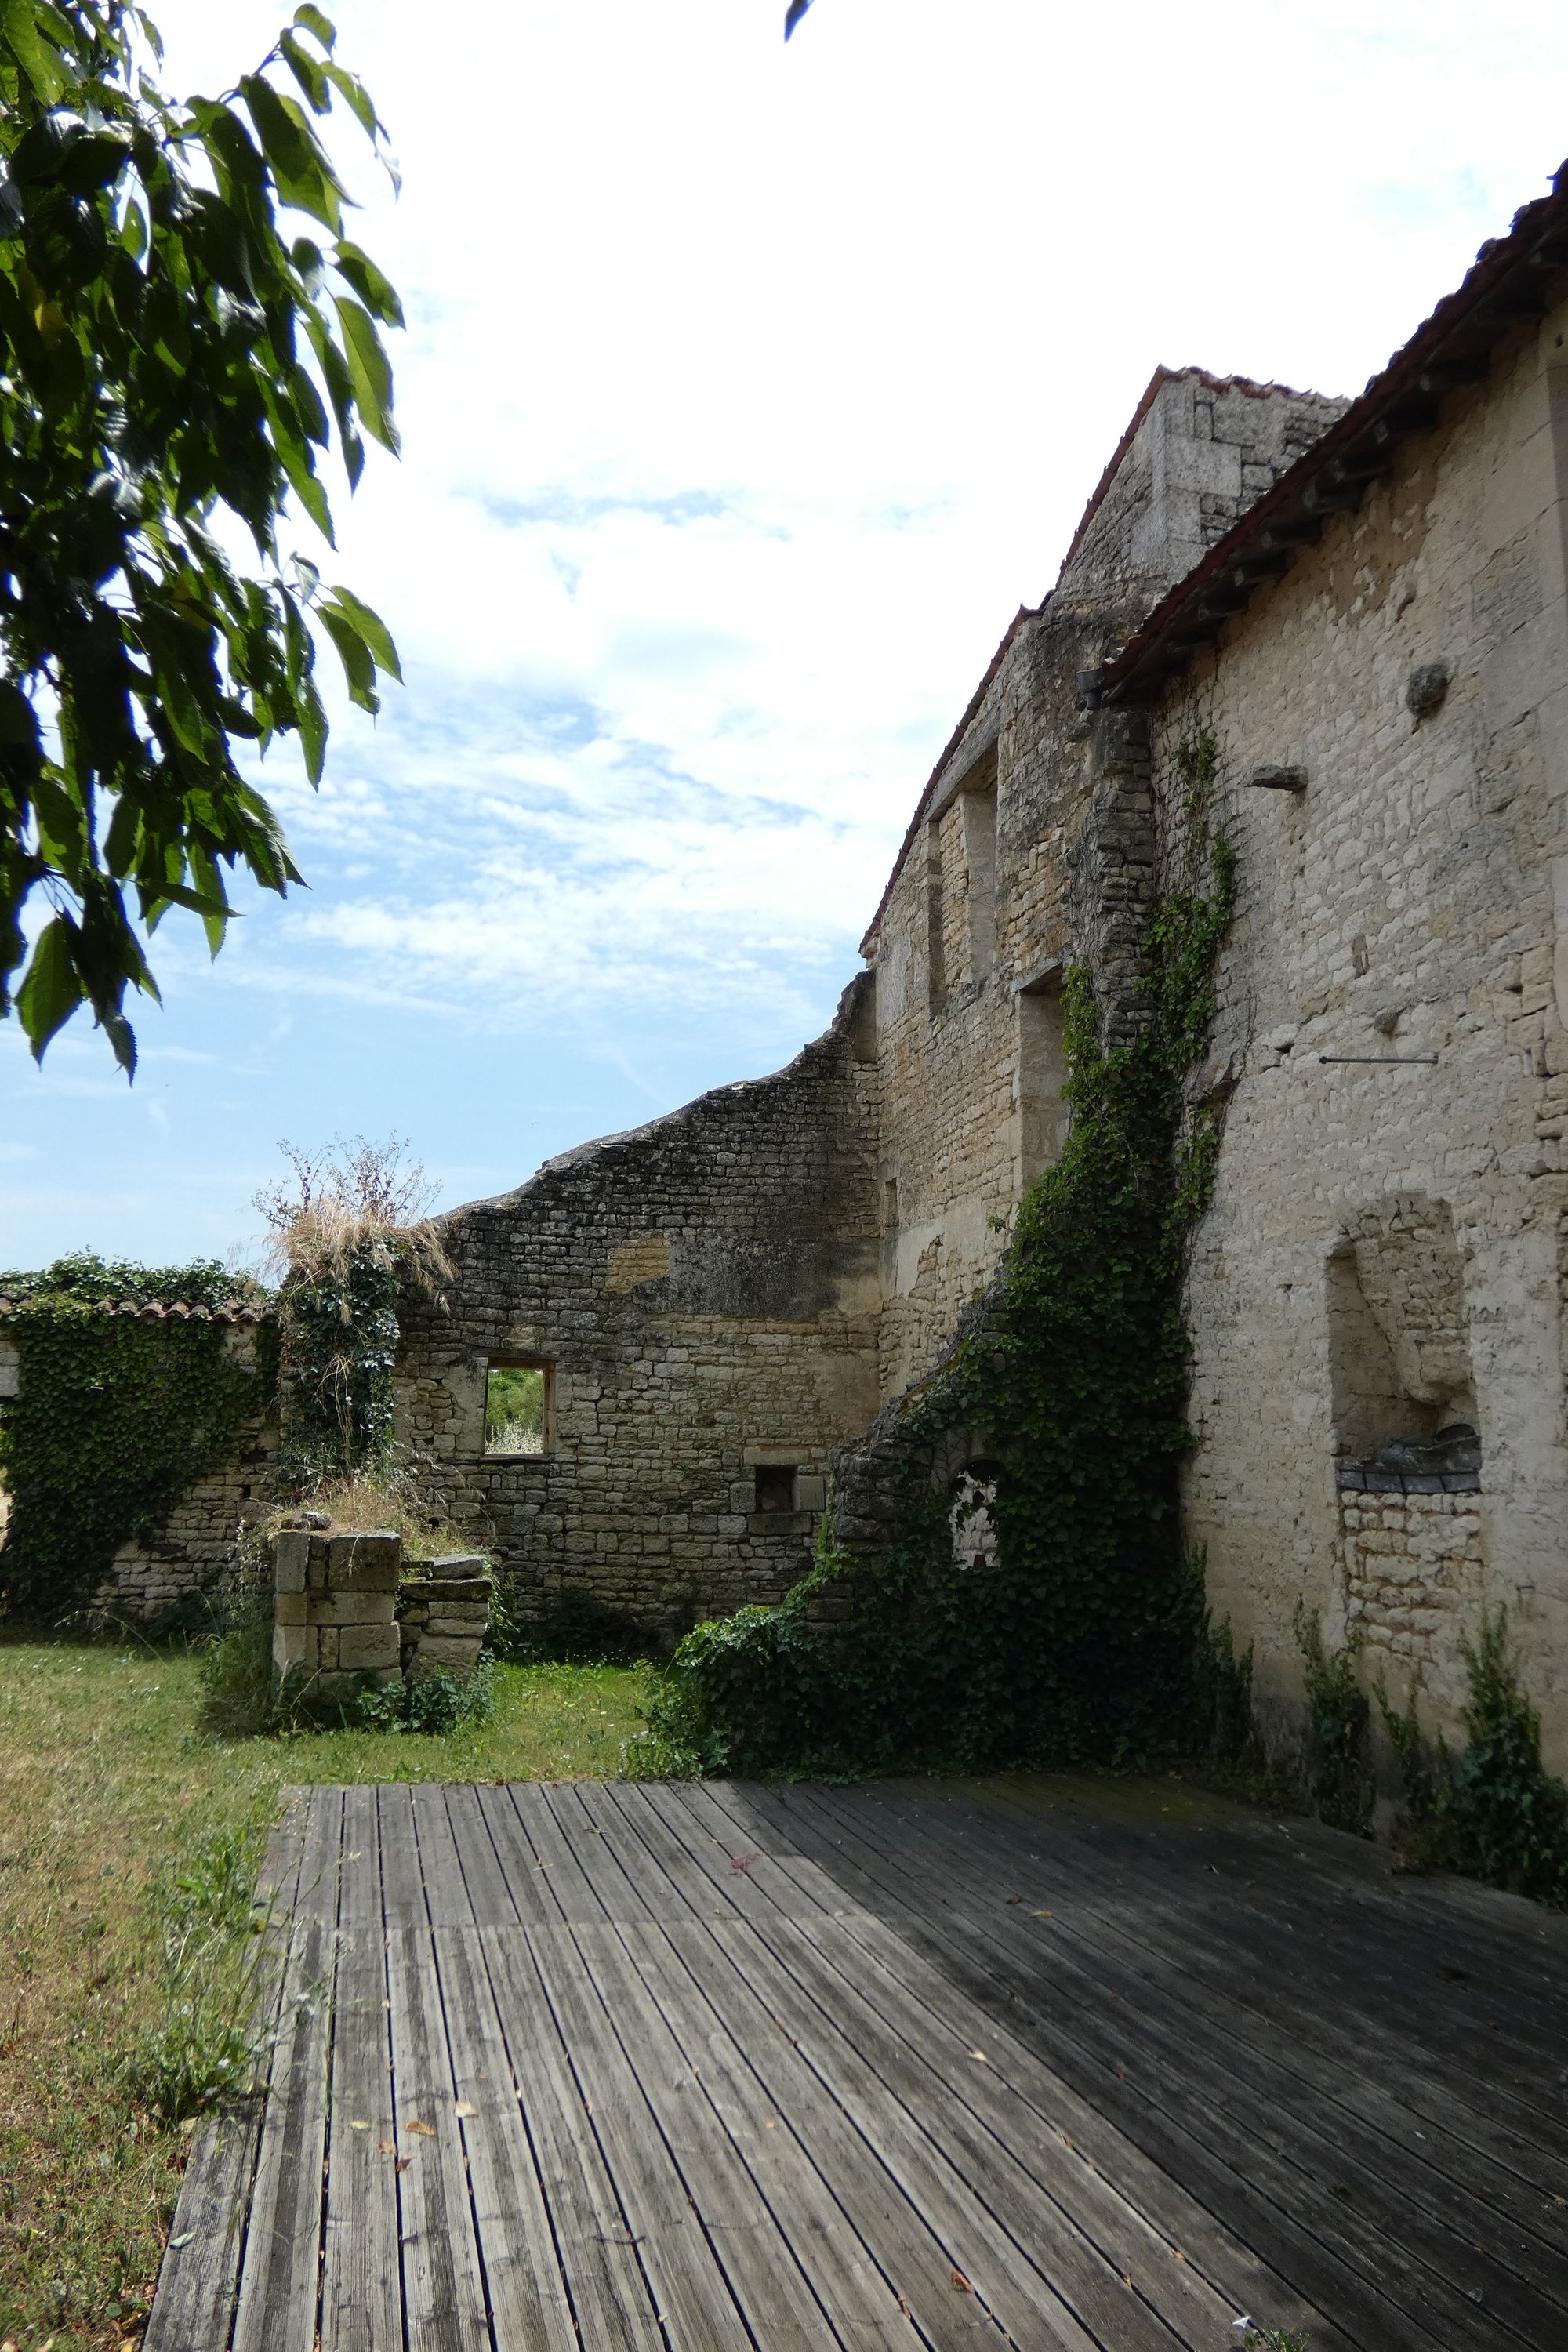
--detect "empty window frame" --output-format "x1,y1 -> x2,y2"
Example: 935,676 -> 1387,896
753,1463 -> 799,1514
485,1358 -> 553,1455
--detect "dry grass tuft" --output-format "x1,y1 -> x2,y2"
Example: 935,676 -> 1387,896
253,1133 -> 452,1301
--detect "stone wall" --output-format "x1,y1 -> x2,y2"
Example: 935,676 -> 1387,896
860,370 -> 1337,1409
1164,293 -> 1568,1766
96,1402 -> 278,1620
394,980 -> 883,1645
387,220 -> 1568,1772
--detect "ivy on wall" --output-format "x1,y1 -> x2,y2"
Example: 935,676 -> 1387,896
639,732 -> 1243,1777
0,1254 -> 274,1618
276,1246 -> 401,1486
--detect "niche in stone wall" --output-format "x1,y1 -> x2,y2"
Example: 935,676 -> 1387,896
959,764 -> 997,982
1327,1196 -> 1480,1479
1016,967 -> 1069,1189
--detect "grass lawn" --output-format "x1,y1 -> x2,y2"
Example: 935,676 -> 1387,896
0,1636 -> 648,2352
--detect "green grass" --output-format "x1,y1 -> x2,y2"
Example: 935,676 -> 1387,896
0,1636 -> 646,2350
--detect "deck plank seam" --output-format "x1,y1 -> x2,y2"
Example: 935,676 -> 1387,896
630,1783 -> 1216,2352
746,1781 -> 1497,2352
552,1784 -> 968,2352
824,1784 -> 1568,2295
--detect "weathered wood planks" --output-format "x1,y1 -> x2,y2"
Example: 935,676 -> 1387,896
144,1773 -> 1568,2351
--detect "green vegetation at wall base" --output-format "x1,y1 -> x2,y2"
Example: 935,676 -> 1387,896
635,735 -> 1249,1780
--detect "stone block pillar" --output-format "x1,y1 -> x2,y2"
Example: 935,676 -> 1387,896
272,1523 -> 404,1705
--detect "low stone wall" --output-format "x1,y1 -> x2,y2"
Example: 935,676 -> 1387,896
1338,1489 -> 1486,1682
98,1413 -> 278,1620
396,1555 -> 492,1681
270,1525 -> 493,1708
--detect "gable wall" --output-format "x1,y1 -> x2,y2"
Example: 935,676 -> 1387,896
1157,301 -> 1568,1764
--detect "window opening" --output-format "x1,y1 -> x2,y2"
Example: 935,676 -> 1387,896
485,1359 -> 551,1455
754,1464 -> 798,1514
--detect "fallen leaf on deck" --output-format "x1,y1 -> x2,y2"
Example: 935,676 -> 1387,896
951,2268 -> 973,2292
731,1855 -> 756,1871
1033,1909 -> 1051,1918
168,2234 -> 193,2250
1004,1896 -> 1021,1906
378,2141 -> 396,2155
967,2049 -> 989,2064
405,2118 -> 437,2137
396,2157 -> 412,2174
349,2120 -> 370,2131
454,2100 -> 477,2118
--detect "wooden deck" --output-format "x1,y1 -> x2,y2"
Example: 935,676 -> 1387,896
145,1773 -> 1568,2351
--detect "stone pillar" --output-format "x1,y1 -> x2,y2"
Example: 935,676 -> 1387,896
395,1552 -> 493,1682
272,1523 -> 404,1705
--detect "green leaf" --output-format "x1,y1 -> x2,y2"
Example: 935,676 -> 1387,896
0,679 -> 42,750
292,3 -> 336,49
317,602 -> 378,712
279,29 -> 330,114
319,59 -> 381,147
333,238 -> 402,328
3,0 -> 68,104
16,916 -> 84,1059
239,74 -> 345,234
324,584 -> 401,681
333,294 -> 398,453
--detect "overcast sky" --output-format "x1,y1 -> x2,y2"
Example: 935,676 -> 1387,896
5,0 -> 1568,1272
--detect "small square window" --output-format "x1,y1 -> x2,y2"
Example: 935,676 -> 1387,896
754,1464 -> 798,1514
485,1360 -> 552,1455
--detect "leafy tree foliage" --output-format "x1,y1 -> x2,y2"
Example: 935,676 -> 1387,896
0,2 -> 401,1073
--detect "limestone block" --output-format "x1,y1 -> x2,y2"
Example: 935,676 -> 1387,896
430,1552 -> 489,1579
309,1589 -> 397,1628
274,1590 -> 309,1626
339,1621 -> 401,1672
327,1530 -> 402,1592
318,1627 -> 339,1669
273,1621 -> 315,1673
408,1634 -> 483,1679
307,1535 -> 331,1590
273,1530 -> 310,1594
418,1577 -> 493,1605
426,1610 -> 489,1637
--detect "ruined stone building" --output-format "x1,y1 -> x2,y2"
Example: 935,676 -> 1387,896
397,166 -> 1568,1764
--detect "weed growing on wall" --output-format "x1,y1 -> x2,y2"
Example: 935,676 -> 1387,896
0,1253 -> 271,1618
637,733 -> 1243,1777
256,1136 -> 449,1485
1378,1609 -> 1568,1906
1294,1606 -> 1375,1837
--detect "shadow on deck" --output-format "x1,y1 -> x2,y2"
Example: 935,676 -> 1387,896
145,1773 -> 1568,2350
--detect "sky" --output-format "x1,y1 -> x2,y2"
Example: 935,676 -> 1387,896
5,0 -> 1568,1272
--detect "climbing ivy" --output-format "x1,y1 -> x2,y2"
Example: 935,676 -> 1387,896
637,731 -> 1244,1777
275,1243 -> 401,1486
0,1252 -> 273,1618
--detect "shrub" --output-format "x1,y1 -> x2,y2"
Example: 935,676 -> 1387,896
353,1659 -> 496,1735
1378,1608 -> 1568,1907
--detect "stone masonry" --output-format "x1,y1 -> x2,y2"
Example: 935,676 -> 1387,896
397,174 -> 1568,1764
272,1525 -> 404,1705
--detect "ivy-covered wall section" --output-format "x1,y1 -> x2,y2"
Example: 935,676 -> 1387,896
0,1254 -> 276,1621
641,735 -> 1244,1776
